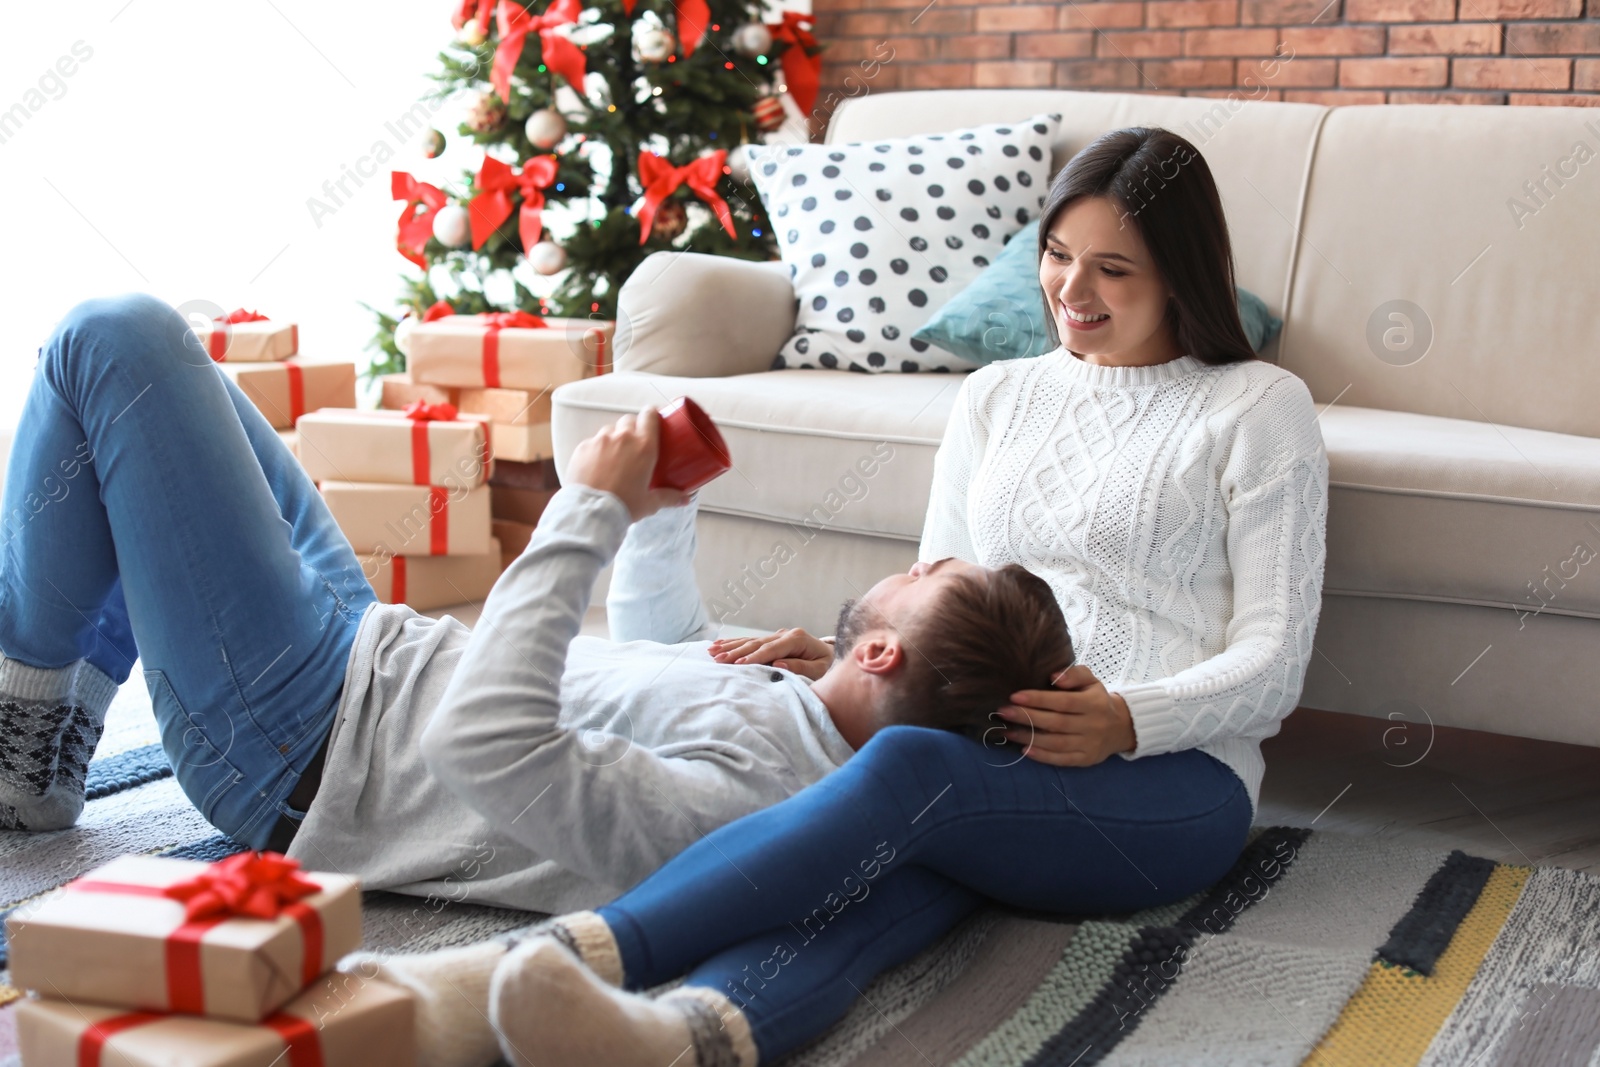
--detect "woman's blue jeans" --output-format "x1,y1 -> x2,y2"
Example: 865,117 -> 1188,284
598,725 -> 1252,1062
0,294 -> 376,848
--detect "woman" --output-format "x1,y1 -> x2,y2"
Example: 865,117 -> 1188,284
470,125 -> 1331,1067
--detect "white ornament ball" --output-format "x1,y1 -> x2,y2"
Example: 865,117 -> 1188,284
394,316 -> 416,358
525,108 -> 568,149
528,241 -> 568,275
432,204 -> 471,249
637,27 -> 675,63
732,23 -> 772,57
726,144 -> 752,182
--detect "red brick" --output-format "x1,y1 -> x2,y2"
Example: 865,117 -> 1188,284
975,5 -> 1058,31
1282,88 -> 1389,102
1453,56 -> 1571,88
1016,32 -> 1097,58
830,12 -> 897,36
1389,89 -> 1508,100
1055,58 -> 1146,84
1142,57 -> 1238,83
975,60 -> 1056,85
1184,27 -> 1280,53
1059,2 -> 1147,29
1241,0 -> 1343,21
1345,0 -> 1455,18
1506,24 -> 1600,54
1189,86 -> 1287,97
937,34 -> 1013,59
1341,56 -> 1448,84
1468,0 -> 1581,15
1579,59 -> 1600,90
903,8 -> 974,33
1097,29 -> 1185,55
1389,23 -> 1501,53
1242,54 -> 1339,83
1280,25 -> 1387,53
1508,91 -> 1600,104
1145,0 -> 1240,27
897,62 -> 978,87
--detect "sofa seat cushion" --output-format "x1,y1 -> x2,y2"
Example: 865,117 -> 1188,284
1322,405 -> 1600,621
551,370 -> 963,540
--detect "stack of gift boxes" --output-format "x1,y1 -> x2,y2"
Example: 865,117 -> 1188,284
5,852 -> 415,1065
305,311 -> 610,611
195,311 -> 357,455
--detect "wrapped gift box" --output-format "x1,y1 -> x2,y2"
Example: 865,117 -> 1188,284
380,372 -> 459,411
15,971 -> 414,1067
296,409 -> 493,489
490,421 -> 553,463
193,319 -> 298,363
361,537 -> 502,610
219,360 -> 357,430
493,518 -> 537,564
491,485 -> 557,526
489,458 -> 560,492
322,481 -> 492,557
458,384 -> 553,426
5,854 -> 361,1024
408,316 -> 612,389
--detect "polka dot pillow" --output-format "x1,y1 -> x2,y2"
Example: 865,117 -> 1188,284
742,113 -> 1061,373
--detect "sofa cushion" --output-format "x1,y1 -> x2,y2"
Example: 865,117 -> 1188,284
551,370 -> 960,540
1323,405 -> 1600,621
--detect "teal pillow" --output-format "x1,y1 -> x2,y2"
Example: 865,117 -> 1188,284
912,219 -> 1282,365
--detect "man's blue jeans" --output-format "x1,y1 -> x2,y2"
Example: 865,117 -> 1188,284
0,294 -> 376,849
598,726 -> 1252,1062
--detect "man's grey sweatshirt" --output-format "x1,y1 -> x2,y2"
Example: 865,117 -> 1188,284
287,486 -> 854,913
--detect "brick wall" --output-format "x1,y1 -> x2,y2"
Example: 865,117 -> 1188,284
807,0 -> 1600,121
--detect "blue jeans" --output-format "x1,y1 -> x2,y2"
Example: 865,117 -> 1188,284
0,294 -> 376,848
598,726 -> 1252,1062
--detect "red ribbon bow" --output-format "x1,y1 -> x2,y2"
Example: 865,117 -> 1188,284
422,300 -> 456,322
402,399 -> 489,490
470,154 -> 560,252
453,0 -> 494,37
393,171 -> 449,268
635,151 -> 736,245
204,309 -> 293,362
403,399 -> 460,422
217,308 -> 270,325
493,0 -> 585,102
768,12 -> 822,117
162,851 -> 321,922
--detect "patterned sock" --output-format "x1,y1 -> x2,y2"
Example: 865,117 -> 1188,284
488,935 -> 758,1067
338,941 -> 511,1067
499,910 -> 625,987
0,656 -> 118,831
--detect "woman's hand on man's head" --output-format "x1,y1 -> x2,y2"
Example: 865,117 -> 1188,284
708,628 -> 835,681
993,664 -> 1138,767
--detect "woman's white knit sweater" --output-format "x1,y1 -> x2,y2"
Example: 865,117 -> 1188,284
919,345 -> 1330,816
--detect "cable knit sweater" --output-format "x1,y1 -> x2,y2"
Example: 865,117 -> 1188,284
919,345 -> 1330,817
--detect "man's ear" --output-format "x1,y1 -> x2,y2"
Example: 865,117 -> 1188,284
852,631 -> 904,677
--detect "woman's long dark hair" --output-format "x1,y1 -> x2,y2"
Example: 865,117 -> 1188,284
1037,127 -> 1258,366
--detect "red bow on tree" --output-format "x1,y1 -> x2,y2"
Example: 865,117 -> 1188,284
635,150 -> 736,245
470,154 -> 560,252
393,171 -> 449,268
422,300 -> 457,322
493,0 -> 585,102
404,398 -> 460,421
216,309 -> 270,325
161,852 -> 321,923
453,0 -> 495,37
767,12 -> 822,117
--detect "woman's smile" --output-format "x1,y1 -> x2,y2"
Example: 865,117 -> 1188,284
1061,303 -> 1111,331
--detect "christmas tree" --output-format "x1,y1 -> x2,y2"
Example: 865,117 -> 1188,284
366,0 -> 823,382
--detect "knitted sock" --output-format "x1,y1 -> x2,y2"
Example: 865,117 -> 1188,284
338,941 -> 510,1067
0,655 -> 118,831
488,935 -> 758,1067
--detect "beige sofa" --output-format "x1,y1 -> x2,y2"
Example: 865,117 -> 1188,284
552,89 -> 1600,751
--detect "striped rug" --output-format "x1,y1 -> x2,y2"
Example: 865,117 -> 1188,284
4,737 -> 1599,1065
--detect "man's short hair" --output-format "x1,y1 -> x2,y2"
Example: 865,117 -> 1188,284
881,564 -> 1075,736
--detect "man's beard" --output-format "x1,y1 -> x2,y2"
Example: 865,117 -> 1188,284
833,597 -> 868,661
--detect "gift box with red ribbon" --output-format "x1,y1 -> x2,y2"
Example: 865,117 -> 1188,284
295,403 -> 494,489
407,310 -> 612,389
218,360 -> 357,431
14,968 -> 414,1067
456,384 -> 555,463
5,853 -> 361,1025
359,536 -> 503,610
379,372 -> 460,412
192,310 -> 299,363
320,481 -> 493,557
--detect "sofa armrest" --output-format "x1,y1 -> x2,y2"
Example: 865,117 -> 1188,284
613,252 -> 796,377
